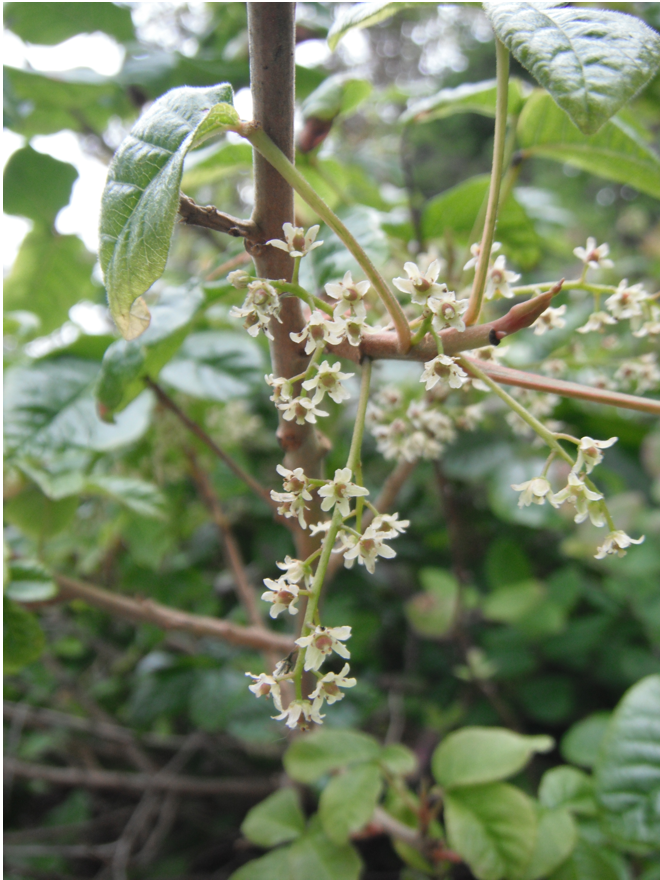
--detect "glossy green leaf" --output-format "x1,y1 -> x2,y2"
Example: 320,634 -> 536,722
284,729 -> 380,784
181,141 -> 252,190
4,596 -> 46,674
520,807 -> 577,880
4,2 -> 135,44
560,712 -> 611,768
405,568 -> 459,638
4,485 -> 78,540
482,581 -> 546,624
3,146 -> 78,225
302,75 -> 372,121
84,476 -> 167,520
517,91 -> 660,199
594,674 -> 660,854
539,767 -> 596,816
444,782 -> 538,880
3,66 -> 132,137
402,77 -> 530,125
6,560 -> 58,603
484,2 -> 660,134
99,84 -> 234,339
379,743 -> 418,777
241,788 -> 306,848
229,845 -> 293,880
319,763 -> 383,844
327,2 -> 425,50
432,727 -> 554,789
3,228 -> 99,334
288,823 -> 362,880
549,837 -> 630,880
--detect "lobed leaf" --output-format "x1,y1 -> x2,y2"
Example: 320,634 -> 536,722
484,2 -> 660,135
99,84 -> 234,339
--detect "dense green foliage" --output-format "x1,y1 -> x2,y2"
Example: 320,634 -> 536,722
4,3 -> 660,879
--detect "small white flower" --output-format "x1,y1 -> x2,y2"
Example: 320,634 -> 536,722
318,468 -> 369,517
551,473 -> 605,525
464,241 -> 501,272
290,312 -> 345,354
573,436 -> 617,475
309,520 -> 332,536
393,259 -> 447,305
371,512 -> 410,536
341,526 -> 397,574
325,271 -> 370,318
278,396 -> 329,425
595,530 -> 645,560
272,698 -> 325,729
271,491 -> 309,529
511,477 -> 554,508
302,361 -> 354,404
337,314 -> 368,347
230,280 -> 282,339
454,403 -> 484,431
227,269 -> 251,288
267,223 -> 323,258
421,355 -> 468,391
574,237 -> 614,270
276,555 -> 312,586
576,310 -> 618,334
605,280 -> 648,319
309,663 -> 357,706
632,303 -> 660,338
614,354 -> 660,395
295,625 -> 352,671
275,464 -> 313,500
246,672 -> 283,711
484,255 -> 520,300
428,290 -> 468,333
265,374 -> 294,403
261,577 -> 301,618
531,305 -> 567,336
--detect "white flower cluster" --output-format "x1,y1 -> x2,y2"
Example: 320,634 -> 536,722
229,280 -> 282,339
463,242 -> 521,300
393,260 -> 468,332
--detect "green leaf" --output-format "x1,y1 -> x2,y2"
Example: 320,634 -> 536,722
4,2 -> 135,44
302,75 -> 372,122
482,581 -> 546,624
517,91 -> 660,199
4,66 -> 132,137
181,141 -> 253,190
6,560 -> 58,603
402,77 -> 530,125
432,727 -> 554,789
4,485 -> 78,540
288,823 -> 362,880
229,845 -> 293,880
327,2 -> 425,51
99,83 -> 234,339
3,146 -> 78,225
486,538 -> 532,590
84,476 -> 167,520
484,2 -> 660,135
594,674 -> 660,854
405,568 -> 459,638
319,763 -> 383,844
284,729 -> 380,784
549,837 -> 630,880
444,782 -> 538,880
560,712 -> 611,769
4,596 -> 46,674
188,668 -> 247,733
4,228 -> 99,334
4,358 -> 154,459
95,284 -> 205,418
519,807 -> 577,880
379,743 -> 418,777
539,767 -> 596,816
241,789 -> 306,848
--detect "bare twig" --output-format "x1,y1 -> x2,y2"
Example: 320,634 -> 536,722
146,378 -> 276,508
52,575 -> 295,654
4,843 -> 116,861
4,757 -> 277,798
179,194 -> 257,239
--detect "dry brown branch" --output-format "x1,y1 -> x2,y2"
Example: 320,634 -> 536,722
53,575 -> 295,654
4,757 -> 277,798
178,194 -> 256,239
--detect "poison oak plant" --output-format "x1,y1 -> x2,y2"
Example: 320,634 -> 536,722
3,3 -> 660,879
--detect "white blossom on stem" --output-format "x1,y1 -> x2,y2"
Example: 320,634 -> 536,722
310,664 -> 357,707
309,520 -> 332,536
276,555 -> 312,587
371,512 -> 410,536
428,290 -> 468,333
290,311 -> 345,354
302,361 -> 354,404
614,354 -> 660,394
393,259 -> 448,305
574,237 -> 614,270
227,269 -> 250,288
595,530 -> 645,559
325,271 -> 370,318
264,374 -> 293,403
271,492 -> 310,529
632,303 -> 660,338
272,698 -> 325,729
341,525 -> 397,573
576,311 -> 617,334
337,314 -> 368,347
318,468 -> 369,517
246,672 -> 283,711
278,396 -> 329,425
511,477 -> 554,508
267,223 -> 323,258
605,280 -> 648,319
484,255 -> 520,300
551,473 -> 605,526
261,577 -> 301,618
421,355 -> 468,390
531,305 -> 567,336
296,625 -> 352,671
573,436 -> 617,474
464,241 -> 501,272
230,280 -> 282,339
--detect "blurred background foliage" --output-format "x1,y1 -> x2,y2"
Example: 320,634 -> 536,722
3,2 -> 660,879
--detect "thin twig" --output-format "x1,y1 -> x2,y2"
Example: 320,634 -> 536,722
4,843 -> 116,861
145,378 -> 277,510
179,194 -> 257,239
52,574 -> 295,654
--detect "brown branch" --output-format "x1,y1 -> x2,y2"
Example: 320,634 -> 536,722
187,449 -> 264,629
4,842 -> 116,862
53,575 -> 295,654
179,193 -> 257,239
4,757 -> 276,798
145,378 -> 277,510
